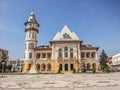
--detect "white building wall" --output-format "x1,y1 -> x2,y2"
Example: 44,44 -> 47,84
112,53 -> 120,65
52,43 -> 80,60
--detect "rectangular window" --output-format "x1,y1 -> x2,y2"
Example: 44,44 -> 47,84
48,54 -> 51,58
81,53 -> 85,58
29,53 -> 32,58
92,52 -> 95,58
65,52 -> 68,58
86,53 -> 89,58
70,52 -> 73,58
59,53 -> 62,58
42,54 -> 46,58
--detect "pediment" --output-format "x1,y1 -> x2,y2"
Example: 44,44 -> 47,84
52,25 -> 80,41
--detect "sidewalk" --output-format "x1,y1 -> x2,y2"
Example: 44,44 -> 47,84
0,72 -> 120,90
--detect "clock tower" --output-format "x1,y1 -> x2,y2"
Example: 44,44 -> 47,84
23,11 -> 39,73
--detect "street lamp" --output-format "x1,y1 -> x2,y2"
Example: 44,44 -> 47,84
1,62 -> 5,77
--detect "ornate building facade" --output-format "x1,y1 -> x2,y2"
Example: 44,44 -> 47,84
0,48 -> 9,71
23,12 -> 99,73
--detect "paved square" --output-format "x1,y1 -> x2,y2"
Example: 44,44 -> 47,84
0,72 -> 120,90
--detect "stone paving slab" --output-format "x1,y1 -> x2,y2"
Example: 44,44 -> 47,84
0,72 -> 120,90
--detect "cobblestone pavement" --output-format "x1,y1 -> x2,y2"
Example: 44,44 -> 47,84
0,72 -> 120,90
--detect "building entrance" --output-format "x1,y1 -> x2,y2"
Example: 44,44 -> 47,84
65,64 -> 68,71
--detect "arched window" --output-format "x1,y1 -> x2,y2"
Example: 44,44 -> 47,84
64,47 -> 68,58
70,64 -> 74,71
29,53 -> 32,58
92,63 -> 96,69
59,64 -> 62,71
41,63 -> 46,71
47,63 -> 51,71
65,63 -> 68,71
58,48 -> 62,58
87,63 -> 91,69
36,64 -> 40,71
70,48 -> 73,58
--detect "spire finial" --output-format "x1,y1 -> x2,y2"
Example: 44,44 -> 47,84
30,10 -> 34,15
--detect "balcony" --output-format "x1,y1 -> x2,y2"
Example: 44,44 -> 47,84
81,57 -> 96,60
57,57 -> 76,62
57,57 -> 63,60
36,58 -> 51,61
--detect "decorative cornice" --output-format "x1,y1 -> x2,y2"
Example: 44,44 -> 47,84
25,27 -> 39,33
24,21 -> 39,27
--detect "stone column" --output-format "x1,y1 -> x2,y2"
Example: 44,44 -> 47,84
62,50 -> 64,59
68,50 -> 70,59
68,64 -> 70,72
39,52 -> 42,60
62,64 -> 64,72
90,52 -> 92,58
85,52 -> 86,59
45,63 -> 47,71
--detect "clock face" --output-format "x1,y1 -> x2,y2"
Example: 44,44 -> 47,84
29,23 -> 32,26
63,33 -> 71,39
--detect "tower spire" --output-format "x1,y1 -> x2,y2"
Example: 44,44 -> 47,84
28,11 -> 36,22
30,10 -> 34,15
25,11 -> 39,26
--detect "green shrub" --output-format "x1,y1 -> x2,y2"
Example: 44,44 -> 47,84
92,68 -> 96,73
105,67 -> 110,73
73,68 -> 76,73
57,68 -> 61,74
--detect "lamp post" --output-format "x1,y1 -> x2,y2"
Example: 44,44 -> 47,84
2,62 -> 5,77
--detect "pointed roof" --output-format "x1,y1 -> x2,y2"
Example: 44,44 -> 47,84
52,25 -> 80,41
27,11 -> 37,22
25,11 -> 39,26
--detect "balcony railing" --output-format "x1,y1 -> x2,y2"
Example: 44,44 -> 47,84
36,58 -> 51,61
57,57 -> 76,62
81,57 -> 96,60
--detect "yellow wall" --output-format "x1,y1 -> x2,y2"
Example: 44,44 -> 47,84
22,62 -> 31,73
23,60 -> 98,73
52,61 -> 59,72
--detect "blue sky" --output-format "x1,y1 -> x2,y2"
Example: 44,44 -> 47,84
0,0 -> 120,58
